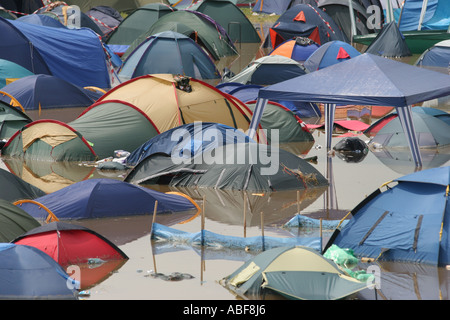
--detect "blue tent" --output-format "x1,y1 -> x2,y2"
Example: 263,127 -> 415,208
415,39 -> 450,71
249,53 -> 450,167
15,178 -> 198,220
126,122 -> 253,165
397,0 -> 450,31
0,59 -> 34,88
325,166 -> 450,266
119,31 -> 220,81
0,74 -> 102,111
4,18 -> 113,88
0,243 -> 78,299
304,40 -> 361,72
16,14 -> 66,28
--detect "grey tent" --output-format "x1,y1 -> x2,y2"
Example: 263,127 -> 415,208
249,53 -> 450,167
365,21 -> 412,58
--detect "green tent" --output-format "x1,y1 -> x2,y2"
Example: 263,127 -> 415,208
0,168 -> 46,202
124,143 -> 328,191
221,246 -> 370,300
0,101 -> 32,140
187,0 -> 261,43
2,100 -> 160,161
106,3 -> 175,47
142,10 -> 238,60
0,199 -> 40,243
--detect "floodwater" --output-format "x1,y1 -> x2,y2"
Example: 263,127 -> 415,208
2,36 -> 450,301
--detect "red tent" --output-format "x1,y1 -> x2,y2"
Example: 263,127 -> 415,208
13,222 -> 128,266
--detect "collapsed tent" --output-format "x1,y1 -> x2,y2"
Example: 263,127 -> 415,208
0,198 -> 40,243
97,74 -> 256,137
264,4 -> 348,49
0,243 -> 78,300
106,3 -> 175,55
2,17 -> 115,88
126,122 -> 253,166
119,31 -> 220,82
124,142 -> 328,191
2,100 -> 161,161
224,55 -> 308,85
142,10 -> 238,61
304,40 -> 361,71
14,178 -> 199,220
269,37 -> 320,63
0,58 -> 34,88
0,74 -> 102,118
325,166 -> 450,266
0,168 -> 46,202
0,100 -> 32,140
13,222 -> 128,266
221,246 -> 369,300
186,0 -> 261,43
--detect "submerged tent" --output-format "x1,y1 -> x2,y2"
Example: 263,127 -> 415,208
0,199 -> 40,243
124,142 -> 328,191
119,31 -> 220,82
106,3 -> 175,55
264,4 -> 348,49
0,100 -> 32,140
249,53 -> 450,167
0,168 -> 46,202
222,246 -> 369,300
0,58 -> 34,88
126,122 -> 253,166
2,100 -> 161,161
13,222 -> 128,266
143,10 -> 237,60
186,0 -> 261,43
269,37 -> 320,63
97,74 -> 256,137
224,55 -> 308,85
14,178 -> 198,220
0,243 -> 78,299
325,166 -> 450,266
304,40 -> 361,71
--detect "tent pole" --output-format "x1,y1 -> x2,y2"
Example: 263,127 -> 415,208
348,0 -> 357,43
324,103 -> 336,150
248,98 -> 268,139
394,105 -> 423,168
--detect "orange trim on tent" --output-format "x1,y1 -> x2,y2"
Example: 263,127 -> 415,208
293,11 -> 306,22
336,47 -> 350,60
270,40 -> 296,58
14,199 -> 59,223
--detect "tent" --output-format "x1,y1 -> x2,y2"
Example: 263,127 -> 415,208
0,243 -> 78,299
86,6 -> 123,37
397,0 -> 450,32
16,13 -> 65,28
0,168 -> 46,202
0,59 -> 34,88
0,74 -> 102,117
2,100 -> 161,161
252,0 -> 319,15
325,166 -> 450,266
14,178 -> 199,220
264,4 -> 348,49
5,17 -> 115,88
0,100 -> 32,140
97,74 -> 256,137
186,0 -> 261,43
249,53 -> 450,167
13,222 -> 128,266
142,10 -> 237,61
221,246 -> 369,300
126,122 -> 253,166
124,142 -> 328,191
415,39 -> 450,73
365,21 -> 412,58
245,100 -> 315,144
368,111 -> 450,149
0,198 -> 40,242
0,0 -> 48,14
119,31 -> 220,82
303,40 -> 361,71
106,3 -> 175,55
224,55 -> 308,85
269,37 -> 320,63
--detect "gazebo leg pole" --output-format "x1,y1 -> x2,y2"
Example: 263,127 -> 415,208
394,105 -> 423,168
324,103 -> 336,150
